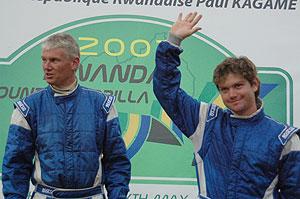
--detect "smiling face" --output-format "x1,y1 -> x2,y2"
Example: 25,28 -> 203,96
213,56 -> 261,115
218,73 -> 259,116
42,47 -> 79,88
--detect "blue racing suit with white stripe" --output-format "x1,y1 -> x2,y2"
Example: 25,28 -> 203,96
153,41 -> 300,199
2,85 -> 131,199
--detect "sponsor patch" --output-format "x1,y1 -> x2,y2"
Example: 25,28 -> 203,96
103,95 -> 115,113
278,126 -> 299,145
206,104 -> 219,122
41,187 -> 53,195
14,99 -> 30,117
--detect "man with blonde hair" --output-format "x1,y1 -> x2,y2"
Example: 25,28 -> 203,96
2,33 -> 131,199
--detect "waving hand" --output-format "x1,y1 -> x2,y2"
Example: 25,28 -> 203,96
170,12 -> 203,40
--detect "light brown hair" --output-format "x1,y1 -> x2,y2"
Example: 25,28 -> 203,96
213,56 -> 260,99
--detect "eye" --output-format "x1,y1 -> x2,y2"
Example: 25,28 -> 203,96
50,58 -> 59,63
234,83 -> 243,89
41,58 -> 46,63
220,87 -> 228,94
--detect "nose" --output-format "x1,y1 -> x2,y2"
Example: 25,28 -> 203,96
228,88 -> 237,98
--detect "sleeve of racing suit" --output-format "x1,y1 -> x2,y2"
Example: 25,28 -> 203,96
2,109 -> 35,199
102,104 -> 131,199
278,131 -> 300,198
153,41 -> 201,138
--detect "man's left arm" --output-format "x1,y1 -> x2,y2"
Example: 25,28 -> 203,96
102,103 -> 131,199
278,131 -> 300,198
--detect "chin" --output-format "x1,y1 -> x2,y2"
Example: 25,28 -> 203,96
229,106 -> 244,115
45,79 -> 56,85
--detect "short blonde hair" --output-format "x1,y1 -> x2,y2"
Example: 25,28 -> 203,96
42,33 -> 80,59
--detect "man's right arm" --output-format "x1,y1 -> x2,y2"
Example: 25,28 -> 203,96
2,108 -> 34,199
153,12 -> 204,137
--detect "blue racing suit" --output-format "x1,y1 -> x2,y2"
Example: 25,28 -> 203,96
2,85 -> 131,199
153,41 -> 300,199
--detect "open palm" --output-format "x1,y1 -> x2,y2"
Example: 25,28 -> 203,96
170,12 -> 203,40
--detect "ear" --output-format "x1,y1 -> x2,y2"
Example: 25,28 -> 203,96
252,77 -> 260,92
72,56 -> 80,71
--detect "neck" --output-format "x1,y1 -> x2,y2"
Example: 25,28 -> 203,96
51,79 -> 78,96
231,98 -> 263,119
256,98 -> 262,110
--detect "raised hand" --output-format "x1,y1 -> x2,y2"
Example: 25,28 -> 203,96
170,12 -> 203,40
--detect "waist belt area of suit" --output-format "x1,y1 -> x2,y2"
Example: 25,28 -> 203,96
35,184 -> 104,198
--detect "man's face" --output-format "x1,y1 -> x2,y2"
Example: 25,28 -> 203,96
41,48 -> 79,88
218,73 -> 259,116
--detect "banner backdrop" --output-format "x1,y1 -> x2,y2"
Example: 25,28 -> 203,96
0,0 -> 299,198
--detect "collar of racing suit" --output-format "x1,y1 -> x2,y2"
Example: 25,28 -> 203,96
230,98 -> 263,120
50,79 -> 78,97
